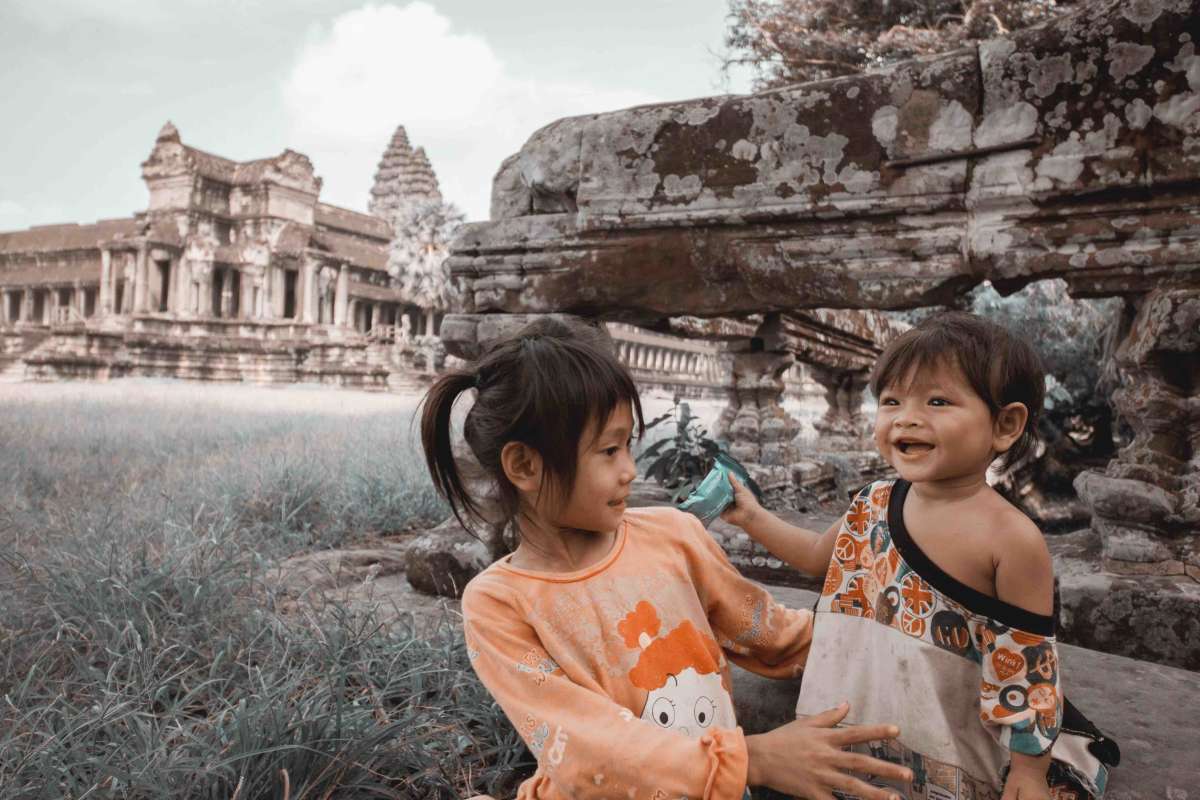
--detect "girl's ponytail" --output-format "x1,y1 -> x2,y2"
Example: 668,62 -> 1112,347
419,369 -> 479,529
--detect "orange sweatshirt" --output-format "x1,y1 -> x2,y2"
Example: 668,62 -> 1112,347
461,506 -> 814,800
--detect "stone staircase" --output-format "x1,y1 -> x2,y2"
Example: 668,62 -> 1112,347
0,329 -> 52,383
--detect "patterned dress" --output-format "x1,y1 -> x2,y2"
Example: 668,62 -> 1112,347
796,479 -> 1112,800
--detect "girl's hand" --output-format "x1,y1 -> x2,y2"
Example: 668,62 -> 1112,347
719,474 -> 761,530
746,703 -> 911,800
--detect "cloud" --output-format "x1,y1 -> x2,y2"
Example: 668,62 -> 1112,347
282,2 -> 659,221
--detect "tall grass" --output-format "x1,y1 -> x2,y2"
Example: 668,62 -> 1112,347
0,385 -> 533,798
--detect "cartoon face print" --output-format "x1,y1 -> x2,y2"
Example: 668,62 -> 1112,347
640,667 -> 736,739
620,601 -> 736,741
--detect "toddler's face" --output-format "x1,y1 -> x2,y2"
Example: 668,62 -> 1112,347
873,360 -> 999,487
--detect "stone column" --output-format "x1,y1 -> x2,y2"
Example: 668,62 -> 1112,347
300,259 -> 317,323
220,270 -> 234,319
244,273 -> 258,320
21,289 -> 32,322
173,257 -> 191,316
194,262 -> 213,317
372,302 -> 383,332
1076,289 -> 1200,580
714,347 -> 800,467
99,249 -> 113,315
133,246 -> 149,313
809,364 -> 872,447
334,264 -> 349,327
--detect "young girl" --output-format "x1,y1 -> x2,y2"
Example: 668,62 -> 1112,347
420,318 -> 913,800
721,312 -> 1115,800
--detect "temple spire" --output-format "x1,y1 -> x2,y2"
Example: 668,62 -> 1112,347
369,124 -> 443,221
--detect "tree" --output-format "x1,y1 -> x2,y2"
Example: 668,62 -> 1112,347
385,199 -> 466,315
723,0 -> 1078,89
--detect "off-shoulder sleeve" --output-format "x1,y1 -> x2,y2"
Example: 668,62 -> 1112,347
676,509 -> 813,679
976,622 -> 1062,756
462,579 -> 750,800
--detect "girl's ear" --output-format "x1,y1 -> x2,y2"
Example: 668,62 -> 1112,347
992,402 -> 1029,454
501,441 -> 543,494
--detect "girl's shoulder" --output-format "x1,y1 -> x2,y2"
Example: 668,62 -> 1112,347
622,505 -> 721,560
623,504 -> 702,540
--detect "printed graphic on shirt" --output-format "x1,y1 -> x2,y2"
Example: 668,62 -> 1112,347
815,481 -> 1078,799
619,600 -> 736,739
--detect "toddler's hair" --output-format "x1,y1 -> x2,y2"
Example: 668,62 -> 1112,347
869,311 -> 1046,470
420,317 -> 645,531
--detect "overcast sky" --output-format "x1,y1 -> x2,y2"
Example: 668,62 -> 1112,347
0,1 -> 753,230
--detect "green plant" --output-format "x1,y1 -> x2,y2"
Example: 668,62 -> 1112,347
637,401 -> 727,503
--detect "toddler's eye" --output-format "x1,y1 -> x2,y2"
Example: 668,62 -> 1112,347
929,398 -> 949,406
880,397 -> 899,406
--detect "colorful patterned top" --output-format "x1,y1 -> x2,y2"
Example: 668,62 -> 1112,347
462,505 -> 815,800
796,479 -> 1111,799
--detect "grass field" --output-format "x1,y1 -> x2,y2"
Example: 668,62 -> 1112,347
0,380 -> 532,799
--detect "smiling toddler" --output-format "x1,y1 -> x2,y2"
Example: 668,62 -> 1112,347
722,311 -> 1118,800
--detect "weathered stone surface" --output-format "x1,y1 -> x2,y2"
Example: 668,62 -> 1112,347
450,0 -> 1199,321
1076,287 -> 1200,571
268,544 -> 461,635
1050,528 -> 1200,669
733,585 -> 1200,798
404,517 -> 492,598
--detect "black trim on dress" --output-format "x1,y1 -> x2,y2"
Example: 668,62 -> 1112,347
886,479 -> 1056,636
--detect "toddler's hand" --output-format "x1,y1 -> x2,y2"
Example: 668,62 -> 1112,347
1000,766 -> 1051,800
719,473 -> 761,529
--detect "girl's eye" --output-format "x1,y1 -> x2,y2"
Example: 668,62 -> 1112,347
651,697 -> 675,728
603,447 -> 619,456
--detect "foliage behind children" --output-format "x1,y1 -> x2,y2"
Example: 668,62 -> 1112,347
420,318 -> 913,800
721,312 -> 1117,800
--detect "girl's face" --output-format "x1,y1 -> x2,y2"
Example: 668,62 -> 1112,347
873,360 -> 1002,487
551,402 -> 638,534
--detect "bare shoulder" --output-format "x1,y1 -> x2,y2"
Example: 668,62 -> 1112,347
987,492 -> 1054,614
988,494 -> 1049,562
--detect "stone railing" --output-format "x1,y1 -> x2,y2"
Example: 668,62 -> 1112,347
606,322 -> 728,398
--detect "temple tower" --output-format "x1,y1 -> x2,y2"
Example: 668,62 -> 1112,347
368,125 -> 443,223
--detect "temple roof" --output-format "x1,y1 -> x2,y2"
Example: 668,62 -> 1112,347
311,230 -> 389,271
0,219 -> 138,255
314,203 -> 391,241
0,262 -> 102,287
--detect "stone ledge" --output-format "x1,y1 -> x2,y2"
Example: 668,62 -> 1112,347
731,586 -> 1200,800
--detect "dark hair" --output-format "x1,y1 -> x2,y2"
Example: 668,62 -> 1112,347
420,317 -> 645,532
869,311 -> 1045,470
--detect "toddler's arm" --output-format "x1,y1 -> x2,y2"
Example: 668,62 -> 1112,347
989,517 -> 1057,800
720,474 -> 841,576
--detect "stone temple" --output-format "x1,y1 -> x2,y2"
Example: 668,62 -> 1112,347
0,122 -> 449,388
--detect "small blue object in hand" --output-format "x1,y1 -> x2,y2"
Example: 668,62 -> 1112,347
677,452 -> 762,527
